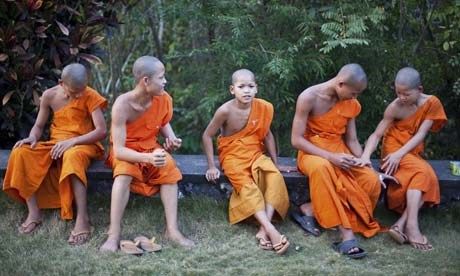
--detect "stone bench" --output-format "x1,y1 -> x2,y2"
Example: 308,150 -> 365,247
1,150 -> 459,204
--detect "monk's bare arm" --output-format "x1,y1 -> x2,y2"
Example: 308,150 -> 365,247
202,106 -> 228,181
14,90 -> 51,148
67,108 -> 107,145
160,123 -> 182,151
111,98 -> 152,163
264,130 -> 278,165
344,118 -> 363,157
381,119 -> 434,175
291,93 -> 335,159
361,105 -> 396,162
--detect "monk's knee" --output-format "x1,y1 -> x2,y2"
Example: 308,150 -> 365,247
308,158 -> 334,173
63,148 -> 89,164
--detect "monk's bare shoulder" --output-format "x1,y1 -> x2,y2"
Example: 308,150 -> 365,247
297,86 -> 319,107
215,100 -> 233,118
112,92 -> 134,121
383,99 -> 400,119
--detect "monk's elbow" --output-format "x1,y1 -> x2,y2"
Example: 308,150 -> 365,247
291,136 -> 300,150
99,129 -> 108,140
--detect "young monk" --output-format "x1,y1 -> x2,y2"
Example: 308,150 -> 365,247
202,69 -> 290,255
358,67 -> 447,251
100,56 -> 194,252
3,63 -> 107,245
291,64 -> 382,259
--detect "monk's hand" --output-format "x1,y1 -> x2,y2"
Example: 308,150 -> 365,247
328,153 -> 356,170
14,136 -> 37,149
353,157 -> 372,167
51,139 -> 76,159
149,148 -> 167,167
163,137 -> 182,152
381,152 -> 402,175
205,167 -> 220,183
378,173 -> 400,189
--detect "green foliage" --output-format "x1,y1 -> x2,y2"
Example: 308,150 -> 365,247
0,0 -> 126,147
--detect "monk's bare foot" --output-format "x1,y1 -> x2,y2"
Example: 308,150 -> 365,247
100,237 -> 120,252
405,224 -> 433,251
68,217 -> 92,245
18,213 -> 43,234
165,230 -> 195,248
256,226 -> 272,250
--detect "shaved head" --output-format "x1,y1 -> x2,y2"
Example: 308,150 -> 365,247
232,69 -> 256,84
395,67 -> 421,89
61,63 -> 88,90
337,63 -> 367,87
133,56 -> 164,83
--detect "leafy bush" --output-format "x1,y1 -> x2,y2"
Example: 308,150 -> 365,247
0,0 -> 126,148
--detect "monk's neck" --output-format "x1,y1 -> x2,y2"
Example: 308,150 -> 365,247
131,87 -> 154,108
318,80 -> 340,102
233,99 -> 252,110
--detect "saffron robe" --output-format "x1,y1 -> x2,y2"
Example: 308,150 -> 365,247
106,92 -> 182,196
217,99 -> 289,224
3,87 -> 106,219
382,96 -> 447,213
297,99 -> 381,237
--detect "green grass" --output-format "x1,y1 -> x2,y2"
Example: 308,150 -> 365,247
0,192 -> 459,276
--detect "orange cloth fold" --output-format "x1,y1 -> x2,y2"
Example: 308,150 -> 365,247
106,92 -> 182,196
297,99 -> 381,237
217,99 -> 289,224
3,87 -> 106,219
382,96 -> 447,213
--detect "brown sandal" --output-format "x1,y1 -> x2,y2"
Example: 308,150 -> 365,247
388,225 -> 408,244
409,236 -> 433,251
68,229 -> 92,246
18,220 -> 42,235
273,235 -> 290,255
133,236 -> 162,252
256,236 -> 273,251
120,240 -> 144,255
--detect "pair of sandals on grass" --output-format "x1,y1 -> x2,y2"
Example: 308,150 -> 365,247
119,236 -> 162,255
290,209 -> 367,259
18,220 -> 92,246
388,225 -> 433,251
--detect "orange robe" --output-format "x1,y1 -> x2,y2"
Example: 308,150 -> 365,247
3,87 -> 106,219
106,92 -> 182,196
382,96 -> 447,213
217,98 -> 289,224
297,99 -> 381,237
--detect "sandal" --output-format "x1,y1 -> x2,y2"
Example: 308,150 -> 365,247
290,210 -> 321,237
409,236 -> 433,251
133,236 -> 162,252
120,240 -> 144,255
272,235 -> 290,255
255,234 -> 273,251
388,225 -> 408,245
18,220 -> 42,235
332,239 -> 367,259
68,229 -> 92,246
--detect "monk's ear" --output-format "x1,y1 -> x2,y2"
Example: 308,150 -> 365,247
417,85 -> 424,93
229,85 -> 235,95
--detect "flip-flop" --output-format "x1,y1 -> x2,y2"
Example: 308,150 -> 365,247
388,226 -> 408,245
409,236 -> 433,251
68,228 -> 93,246
133,236 -> 162,252
120,240 -> 144,255
332,239 -> 367,259
273,235 -> 290,255
290,211 -> 321,237
255,235 -> 273,251
18,220 -> 42,235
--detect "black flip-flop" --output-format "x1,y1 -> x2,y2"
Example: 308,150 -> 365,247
290,211 -> 321,237
332,239 -> 367,259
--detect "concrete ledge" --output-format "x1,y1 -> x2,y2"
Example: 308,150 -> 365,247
1,150 -> 459,203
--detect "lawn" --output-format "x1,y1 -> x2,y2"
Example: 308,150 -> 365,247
0,191 -> 459,275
